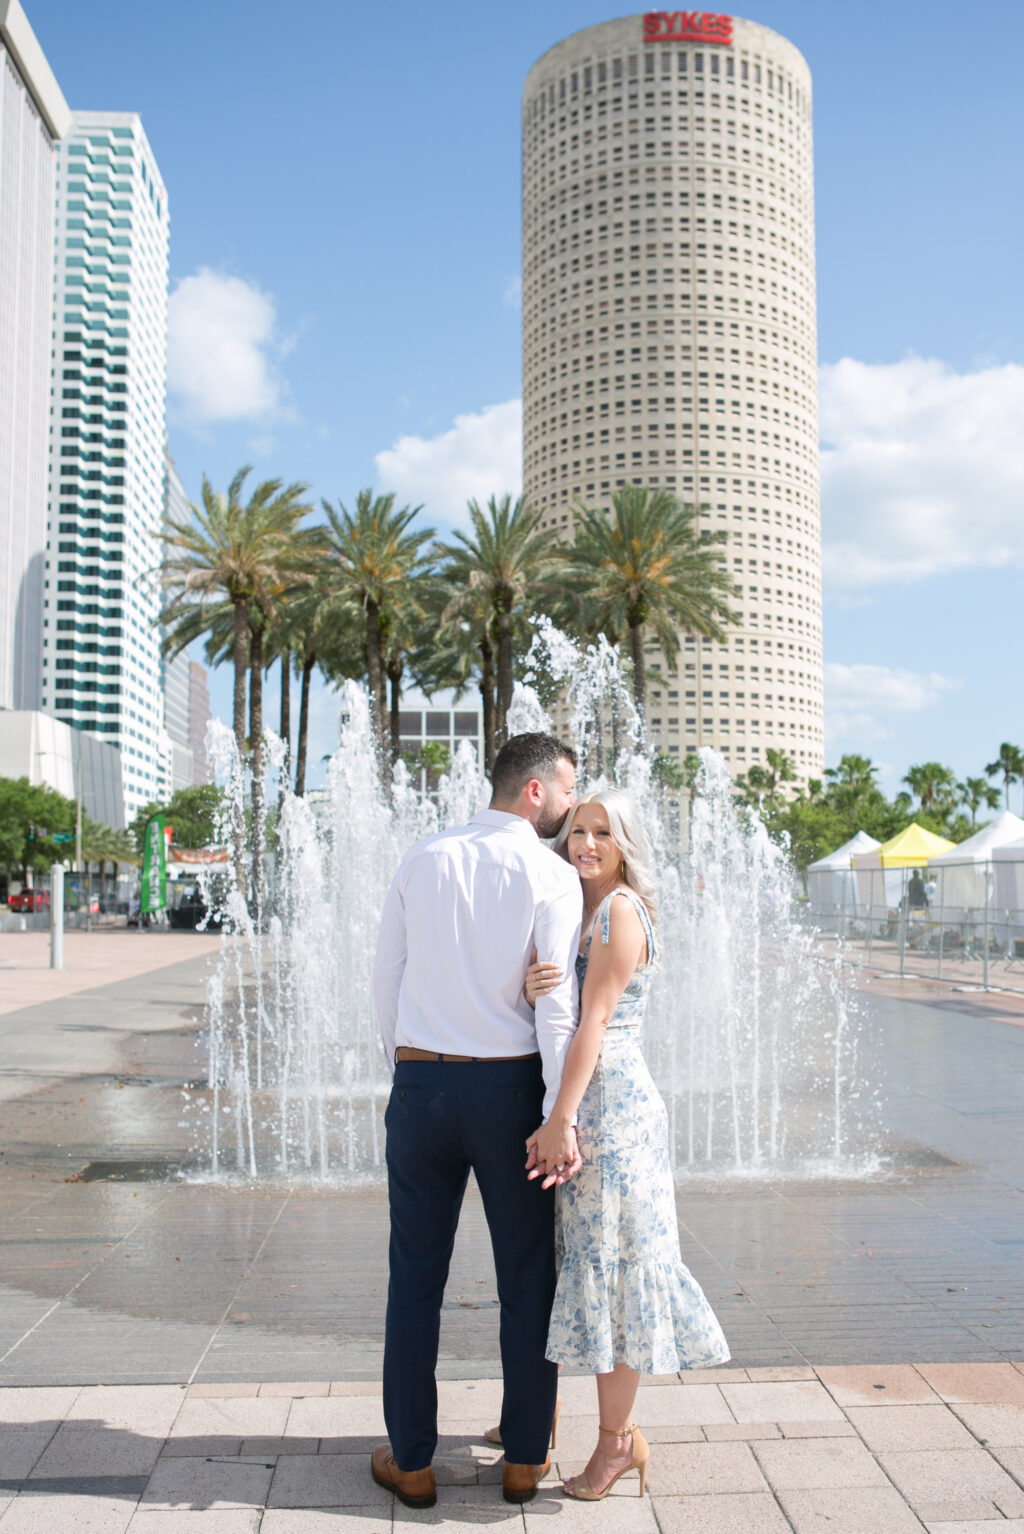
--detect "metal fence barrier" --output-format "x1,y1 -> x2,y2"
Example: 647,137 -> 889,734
807,860 -> 1024,994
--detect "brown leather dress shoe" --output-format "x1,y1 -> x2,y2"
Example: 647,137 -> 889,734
502,1454 -> 552,1504
371,1443 -> 437,1508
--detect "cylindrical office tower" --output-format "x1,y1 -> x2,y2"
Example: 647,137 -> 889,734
522,13 -> 823,781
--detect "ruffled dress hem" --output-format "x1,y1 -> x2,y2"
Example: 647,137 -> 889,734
545,1257 -> 732,1376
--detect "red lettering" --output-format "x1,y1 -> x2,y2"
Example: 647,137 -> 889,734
642,10 -> 734,45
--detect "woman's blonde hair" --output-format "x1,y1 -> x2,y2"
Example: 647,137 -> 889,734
554,784 -> 658,924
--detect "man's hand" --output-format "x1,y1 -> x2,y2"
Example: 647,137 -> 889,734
525,1123 -> 583,1189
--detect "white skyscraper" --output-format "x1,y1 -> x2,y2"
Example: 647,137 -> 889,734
41,111 -> 170,821
522,15 -> 823,781
160,448 -> 195,795
0,0 -> 69,710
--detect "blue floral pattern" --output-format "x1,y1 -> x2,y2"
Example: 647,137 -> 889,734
546,888 -> 731,1375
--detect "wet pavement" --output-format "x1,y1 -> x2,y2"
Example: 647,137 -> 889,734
0,948 -> 1021,1387
0,940 -> 1023,1529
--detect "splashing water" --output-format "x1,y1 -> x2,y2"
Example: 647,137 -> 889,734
190,637 -> 873,1179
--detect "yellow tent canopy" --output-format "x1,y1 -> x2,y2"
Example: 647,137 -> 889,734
851,823 -> 957,869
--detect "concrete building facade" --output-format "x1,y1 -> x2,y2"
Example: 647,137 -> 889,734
187,661 -> 211,784
0,708 -> 124,827
40,110 -> 170,822
0,0 -> 69,711
522,12 -> 823,779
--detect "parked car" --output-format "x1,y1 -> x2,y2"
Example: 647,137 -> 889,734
8,889 -> 50,912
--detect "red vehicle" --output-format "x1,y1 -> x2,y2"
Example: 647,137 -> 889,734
8,889 -> 50,912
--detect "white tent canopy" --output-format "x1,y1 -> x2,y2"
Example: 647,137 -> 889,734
807,831 -> 881,918
993,833 -> 1024,914
929,811 -> 1024,910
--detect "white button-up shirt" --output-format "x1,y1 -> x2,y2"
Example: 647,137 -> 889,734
373,808 -> 584,1120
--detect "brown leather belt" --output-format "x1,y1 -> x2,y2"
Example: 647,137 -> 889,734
395,1047 -> 541,1064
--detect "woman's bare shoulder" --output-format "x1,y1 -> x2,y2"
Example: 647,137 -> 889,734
604,889 -> 646,948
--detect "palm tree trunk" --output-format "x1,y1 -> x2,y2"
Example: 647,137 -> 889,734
496,607 -> 513,752
249,622 -> 265,924
480,633 -> 497,773
630,619 -> 647,720
279,649 -> 291,754
387,659 -> 403,765
364,600 -> 387,765
232,599 -> 249,757
278,649 -> 291,808
295,652 -> 314,796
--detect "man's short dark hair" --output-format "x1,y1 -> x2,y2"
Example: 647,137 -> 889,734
490,732 -> 578,803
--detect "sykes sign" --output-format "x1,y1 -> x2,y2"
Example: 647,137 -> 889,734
643,12 -> 733,44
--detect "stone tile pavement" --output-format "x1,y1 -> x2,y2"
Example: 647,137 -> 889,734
3,1364 -> 1024,1531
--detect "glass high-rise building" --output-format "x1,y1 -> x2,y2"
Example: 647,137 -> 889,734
522,13 -> 823,780
0,0 -> 69,710
41,111 -> 170,820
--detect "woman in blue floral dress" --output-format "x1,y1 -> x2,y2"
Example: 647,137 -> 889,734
526,786 -> 730,1501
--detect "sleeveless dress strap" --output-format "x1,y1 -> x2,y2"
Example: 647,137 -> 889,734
600,888 -> 657,964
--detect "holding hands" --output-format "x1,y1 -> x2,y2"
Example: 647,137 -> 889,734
526,1121 -> 583,1188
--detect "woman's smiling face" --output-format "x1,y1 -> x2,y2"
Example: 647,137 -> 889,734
567,803 -> 620,884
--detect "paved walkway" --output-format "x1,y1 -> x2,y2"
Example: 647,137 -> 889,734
0,937 -> 1023,1528
0,931 -> 221,1017
3,1365 -> 1024,1531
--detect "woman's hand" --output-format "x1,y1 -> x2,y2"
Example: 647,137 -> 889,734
524,945 -> 563,1009
525,1121 -> 582,1188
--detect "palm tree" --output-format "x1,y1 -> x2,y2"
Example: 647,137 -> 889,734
434,495 -> 564,763
763,747 -> 797,807
958,776 -> 1001,827
321,491 -> 434,765
81,818 -> 139,881
155,466 -> 312,760
155,467 -> 313,903
428,580 -> 501,770
285,576 -> 364,797
565,486 -> 738,718
986,743 -> 1024,811
825,755 -> 878,792
903,762 -> 958,814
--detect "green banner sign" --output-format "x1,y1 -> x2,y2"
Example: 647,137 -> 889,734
52,832 -> 73,844
141,813 -> 167,914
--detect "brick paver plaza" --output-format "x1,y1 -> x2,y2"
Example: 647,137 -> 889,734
0,931 -> 1022,1530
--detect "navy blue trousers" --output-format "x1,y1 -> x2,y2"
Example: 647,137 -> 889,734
383,1057 -> 559,1471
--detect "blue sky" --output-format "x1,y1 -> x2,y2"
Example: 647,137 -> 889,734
28,0 -> 1024,802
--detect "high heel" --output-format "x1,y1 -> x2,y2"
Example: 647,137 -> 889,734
484,1394 -> 560,1449
563,1424 -> 649,1501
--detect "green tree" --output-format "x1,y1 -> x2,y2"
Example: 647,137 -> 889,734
566,486 -> 738,718
321,490 -> 434,765
902,761 -> 958,816
81,818 -> 139,879
403,742 -> 452,792
0,777 -> 76,882
155,466 -> 312,761
986,742 -> 1024,811
434,495 -> 563,764
285,578 -> 364,797
129,785 -> 227,855
957,775 -> 1001,827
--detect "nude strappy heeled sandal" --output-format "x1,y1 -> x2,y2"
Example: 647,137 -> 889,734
563,1423 -> 649,1500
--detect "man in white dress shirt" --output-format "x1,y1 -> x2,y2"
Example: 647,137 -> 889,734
371,733 -> 583,1509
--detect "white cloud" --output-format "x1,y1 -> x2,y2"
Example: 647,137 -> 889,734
824,662 -> 961,749
820,357 -> 1024,588
168,268 -> 286,426
374,399 -> 522,526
